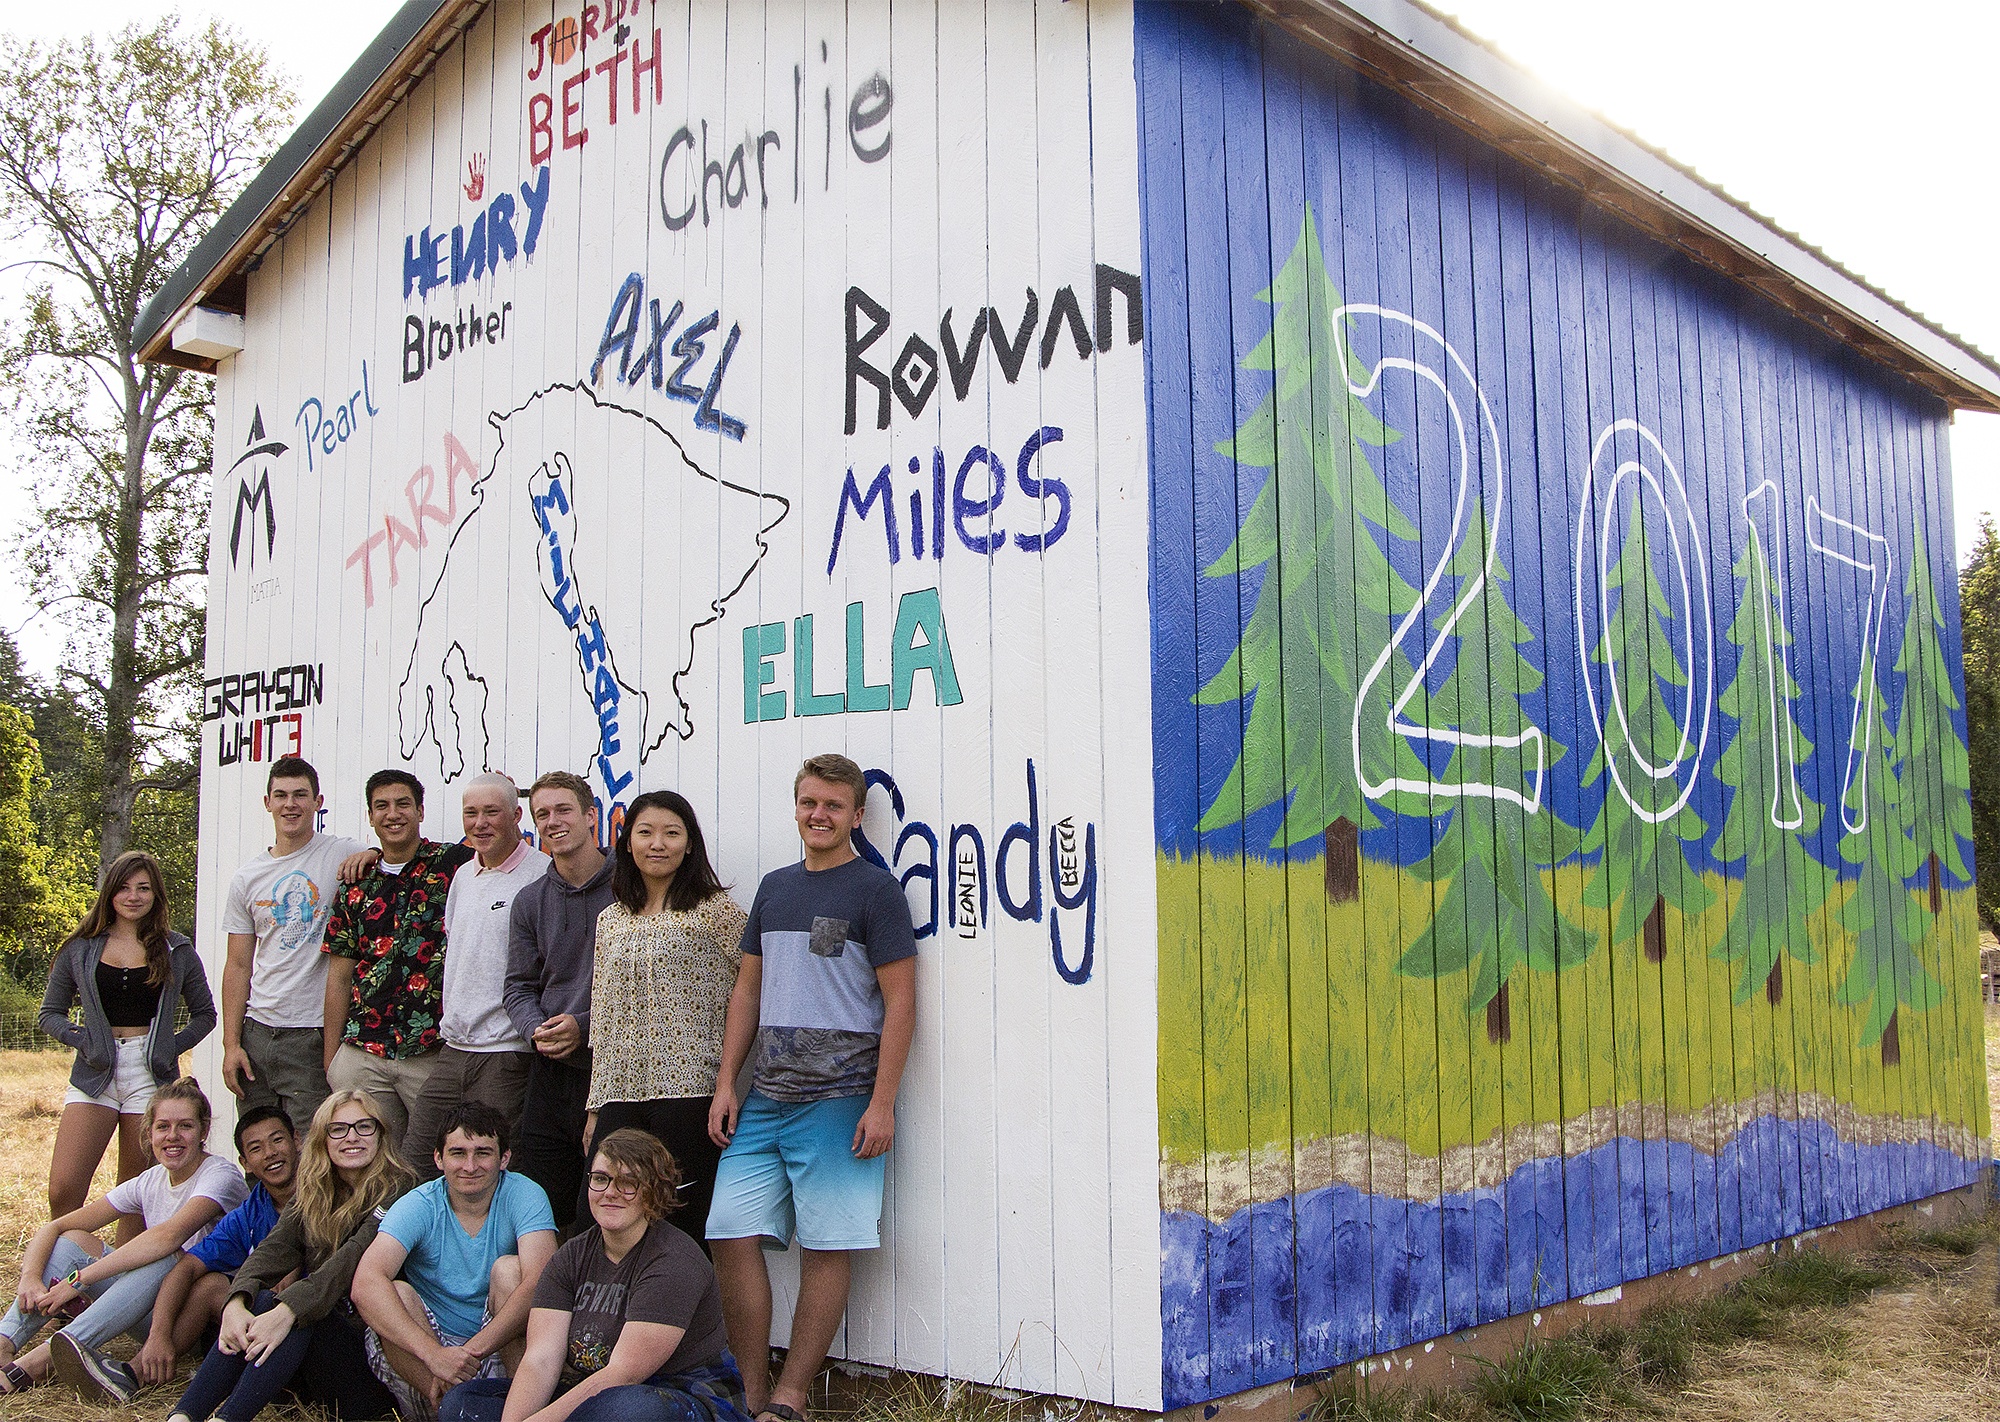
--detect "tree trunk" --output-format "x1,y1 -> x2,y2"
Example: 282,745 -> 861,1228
95,372 -> 148,881
1929,850 -> 1942,916
1486,981 -> 1511,1045
1323,817 -> 1360,903
1765,960 -> 1783,1005
1881,1009 -> 1901,1067
1643,894 -> 1666,964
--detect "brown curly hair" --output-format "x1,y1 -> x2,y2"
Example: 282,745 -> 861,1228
590,1128 -> 683,1219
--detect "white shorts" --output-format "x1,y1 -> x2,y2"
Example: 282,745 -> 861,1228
63,1036 -> 157,1114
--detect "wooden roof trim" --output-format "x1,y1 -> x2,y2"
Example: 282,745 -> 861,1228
1244,0 -> 2000,413
135,0 -> 489,368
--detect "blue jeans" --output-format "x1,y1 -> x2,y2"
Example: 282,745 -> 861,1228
442,1354 -> 752,1422
0,1235 -> 175,1353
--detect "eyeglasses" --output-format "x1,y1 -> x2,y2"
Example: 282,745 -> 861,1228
586,1171 -> 641,1199
326,1120 -> 380,1140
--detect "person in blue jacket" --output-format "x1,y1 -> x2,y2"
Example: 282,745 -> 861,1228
39,851 -> 217,1224
130,1106 -> 301,1389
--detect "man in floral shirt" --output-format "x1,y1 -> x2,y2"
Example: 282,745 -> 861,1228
322,769 -> 473,1160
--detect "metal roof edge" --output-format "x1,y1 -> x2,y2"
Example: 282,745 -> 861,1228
133,0 -> 467,365
1253,0 -> 2000,412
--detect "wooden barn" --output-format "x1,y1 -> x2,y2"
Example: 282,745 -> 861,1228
139,0 -> 1997,1412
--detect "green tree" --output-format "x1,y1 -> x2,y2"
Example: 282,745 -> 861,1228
1193,205 -> 1425,898
1577,496 -> 1716,961
1712,533 -> 1830,1003
1835,678 -> 1936,1065
1960,518 -> 2000,927
1894,543 -> 1974,913
1395,506 -> 1578,1041
0,705 -> 87,990
0,18 -> 291,874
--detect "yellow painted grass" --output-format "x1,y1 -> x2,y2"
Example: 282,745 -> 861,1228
1159,852 -> 1989,1168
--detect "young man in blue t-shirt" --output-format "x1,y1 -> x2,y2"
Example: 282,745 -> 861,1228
706,752 -> 918,1422
351,1100 -> 557,1412
128,1106 -> 298,1390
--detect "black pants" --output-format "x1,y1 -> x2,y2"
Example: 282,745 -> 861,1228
174,1293 -> 393,1420
513,1054 -> 593,1235
587,1096 -> 719,1254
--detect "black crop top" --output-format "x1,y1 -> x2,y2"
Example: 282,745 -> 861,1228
96,960 -> 161,1029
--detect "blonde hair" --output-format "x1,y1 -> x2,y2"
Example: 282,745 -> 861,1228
295,1090 -> 414,1259
140,1077 -> 211,1161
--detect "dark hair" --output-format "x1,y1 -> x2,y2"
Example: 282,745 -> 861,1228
364,768 -> 425,810
234,1104 -> 294,1154
432,1099 -> 510,1156
70,851 -> 174,986
611,790 -> 726,914
267,757 -> 321,797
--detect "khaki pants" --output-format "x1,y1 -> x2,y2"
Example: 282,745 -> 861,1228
403,1046 -> 534,1178
326,1044 -> 438,1161
240,1019 -> 332,1135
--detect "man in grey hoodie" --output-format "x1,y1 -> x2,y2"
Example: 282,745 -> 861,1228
502,771 -> 616,1232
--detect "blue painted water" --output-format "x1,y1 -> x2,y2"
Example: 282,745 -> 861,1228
1160,1115 -> 1982,1409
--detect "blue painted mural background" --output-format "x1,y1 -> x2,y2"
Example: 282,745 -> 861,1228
1137,2 -> 1982,1408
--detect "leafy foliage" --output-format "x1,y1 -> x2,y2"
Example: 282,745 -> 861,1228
0,18 -> 291,872
1958,517 -> 2000,926
0,703 -> 89,989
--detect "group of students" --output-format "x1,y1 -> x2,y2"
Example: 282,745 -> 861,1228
4,751 -> 918,1422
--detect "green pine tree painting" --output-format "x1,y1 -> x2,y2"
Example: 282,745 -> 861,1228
1395,505 -> 1578,1042
1193,205 -> 1427,899
1835,673 -> 1939,1065
1712,532 -> 1831,1004
1577,496 -> 1717,962
1892,543 -> 1974,914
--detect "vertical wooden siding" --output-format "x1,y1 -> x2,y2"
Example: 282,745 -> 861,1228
1141,4 -> 1986,1408
195,0 -> 1163,1407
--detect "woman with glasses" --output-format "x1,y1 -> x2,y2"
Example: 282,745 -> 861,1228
167,1089 -> 415,1421
583,791 -> 746,1246
440,1128 -> 749,1422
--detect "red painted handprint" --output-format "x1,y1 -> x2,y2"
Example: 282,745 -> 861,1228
464,153 -> 486,202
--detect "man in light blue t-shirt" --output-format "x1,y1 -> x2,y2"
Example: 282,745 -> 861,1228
350,1100 -> 556,1411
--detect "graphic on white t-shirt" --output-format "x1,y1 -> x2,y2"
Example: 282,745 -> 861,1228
260,869 -> 324,951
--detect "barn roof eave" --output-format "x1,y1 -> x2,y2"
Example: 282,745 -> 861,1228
132,0 -> 482,371
138,0 -> 2000,414
1248,0 -> 2000,412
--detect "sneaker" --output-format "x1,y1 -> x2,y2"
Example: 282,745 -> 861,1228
50,1331 -> 138,1403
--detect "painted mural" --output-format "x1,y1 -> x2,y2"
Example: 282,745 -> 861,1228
194,0 -> 1161,1408
1138,4 -> 1985,1409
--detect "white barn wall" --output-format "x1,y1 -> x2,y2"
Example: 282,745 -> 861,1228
194,0 -> 1161,1407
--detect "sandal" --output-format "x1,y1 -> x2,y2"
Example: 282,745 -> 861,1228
0,1361 -> 35,1394
758,1405 -> 807,1422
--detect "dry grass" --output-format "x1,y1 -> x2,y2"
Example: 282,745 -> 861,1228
0,1040 -> 1998,1422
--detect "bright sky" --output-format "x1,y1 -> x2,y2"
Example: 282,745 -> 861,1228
0,0 -> 1996,675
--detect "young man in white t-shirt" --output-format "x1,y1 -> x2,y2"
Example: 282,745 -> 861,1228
219,757 -> 365,1134
403,773 -> 549,1178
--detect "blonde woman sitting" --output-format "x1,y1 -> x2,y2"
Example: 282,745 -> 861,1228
169,1089 -> 415,1421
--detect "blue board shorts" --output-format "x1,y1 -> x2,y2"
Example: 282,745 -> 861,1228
706,1092 -> 885,1251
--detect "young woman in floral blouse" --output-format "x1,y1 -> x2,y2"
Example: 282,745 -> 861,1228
583,791 -> 746,1246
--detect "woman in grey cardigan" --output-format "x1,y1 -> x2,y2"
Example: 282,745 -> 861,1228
168,1089 -> 414,1421
40,850 -> 217,1221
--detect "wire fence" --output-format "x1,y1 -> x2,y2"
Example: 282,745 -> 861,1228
0,1010 -> 62,1053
